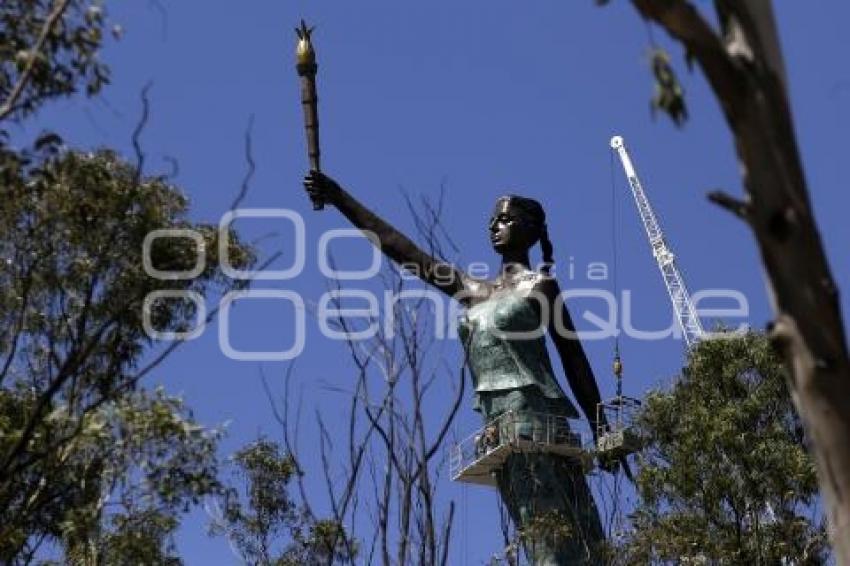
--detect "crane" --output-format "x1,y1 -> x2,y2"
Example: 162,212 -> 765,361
605,138 -> 785,537
610,135 -> 704,349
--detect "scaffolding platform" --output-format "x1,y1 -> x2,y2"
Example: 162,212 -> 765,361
450,411 -> 593,486
596,395 -> 642,458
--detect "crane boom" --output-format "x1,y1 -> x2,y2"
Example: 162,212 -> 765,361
610,135 -> 704,348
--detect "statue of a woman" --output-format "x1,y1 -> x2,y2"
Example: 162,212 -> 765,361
304,171 -> 606,564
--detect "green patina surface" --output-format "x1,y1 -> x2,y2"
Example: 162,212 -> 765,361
459,291 -> 604,565
459,291 -> 578,416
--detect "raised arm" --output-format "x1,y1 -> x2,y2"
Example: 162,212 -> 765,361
538,277 -> 605,430
304,171 -> 467,297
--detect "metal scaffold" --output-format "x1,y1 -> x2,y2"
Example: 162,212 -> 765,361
450,411 -> 593,486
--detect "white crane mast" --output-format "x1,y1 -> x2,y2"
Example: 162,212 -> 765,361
610,135 -> 704,349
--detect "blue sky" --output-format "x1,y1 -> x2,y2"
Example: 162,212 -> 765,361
16,1 -> 850,563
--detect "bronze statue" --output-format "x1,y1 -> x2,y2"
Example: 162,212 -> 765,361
304,171 -> 606,564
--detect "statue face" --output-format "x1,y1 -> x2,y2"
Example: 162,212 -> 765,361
489,198 -> 534,254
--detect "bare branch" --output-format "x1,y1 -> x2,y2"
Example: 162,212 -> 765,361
628,0 -> 850,558
272,189 -> 466,563
707,189 -> 751,221
230,115 -> 256,211
132,82 -> 153,181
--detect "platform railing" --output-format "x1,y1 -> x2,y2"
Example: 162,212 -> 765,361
450,410 -> 590,482
594,396 -> 643,456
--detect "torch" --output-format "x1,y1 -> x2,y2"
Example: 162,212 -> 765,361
295,20 -> 323,210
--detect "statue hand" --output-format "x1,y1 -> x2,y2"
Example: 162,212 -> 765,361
303,170 -> 342,207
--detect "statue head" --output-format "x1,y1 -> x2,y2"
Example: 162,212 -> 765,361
489,195 -> 554,272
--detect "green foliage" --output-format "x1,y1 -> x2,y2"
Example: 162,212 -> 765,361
211,439 -> 357,565
595,3 -> 688,127
0,2 -> 259,562
0,147 -> 254,562
0,148 -> 252,373
513,509 -> 574,564
63,389 -> 218,565
0,148 -> 253,406
0,386 -> 222,564
650,49 -> 688,127
620,333 -> 828,563
1,0 -> 115,121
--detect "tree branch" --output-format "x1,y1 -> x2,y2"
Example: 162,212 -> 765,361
627,0 -> 850,558
229,115 -> 255,211
0,0 -> 73,122
631,0 -> 745,124
707,189 -> 751,221
132,82 -> 153,181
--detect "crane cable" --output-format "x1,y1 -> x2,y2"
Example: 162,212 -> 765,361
609,150 -> 623,395
607,147 -> 626,539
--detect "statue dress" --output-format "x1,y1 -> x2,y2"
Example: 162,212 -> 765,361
458,270 -> 605,565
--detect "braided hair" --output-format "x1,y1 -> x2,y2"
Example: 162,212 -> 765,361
496,195 -> 555,275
